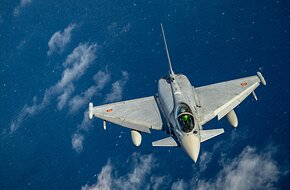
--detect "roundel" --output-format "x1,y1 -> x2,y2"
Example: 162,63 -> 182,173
241,82 -> 248,87
106,108 -> 113,113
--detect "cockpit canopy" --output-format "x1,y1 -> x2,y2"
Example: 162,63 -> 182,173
176,104 -> 195,133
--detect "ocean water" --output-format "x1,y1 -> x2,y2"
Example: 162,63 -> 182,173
0,0 -> 289,189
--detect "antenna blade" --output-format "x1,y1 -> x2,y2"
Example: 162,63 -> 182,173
160,23 -> 174,75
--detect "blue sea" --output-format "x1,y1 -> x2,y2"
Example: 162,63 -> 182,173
1,0 -> 289,189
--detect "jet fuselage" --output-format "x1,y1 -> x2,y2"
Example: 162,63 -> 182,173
157,73 -> 201,162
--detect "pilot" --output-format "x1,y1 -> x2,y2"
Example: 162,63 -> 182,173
177,105 -> 194,132
181,114 -> 190,125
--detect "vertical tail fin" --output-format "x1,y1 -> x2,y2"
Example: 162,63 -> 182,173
160,23 -> 174,75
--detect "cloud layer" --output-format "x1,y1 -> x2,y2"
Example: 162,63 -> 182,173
9,22 -> 132,148
69,71 -> 111,113
105,71 -> 129,103
196,146 -> 280,190
82,154 -> 156,190
47,24 -> 77,56
10,43 -> 98,132
170,146 -> 281,190
80,145 -> 282,190
70,70 -> 129,153
71,133 -> 84,153
13,0 -> 32,16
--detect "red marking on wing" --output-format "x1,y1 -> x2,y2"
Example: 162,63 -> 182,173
241,82 -> 248,87
106,109 -> 113,113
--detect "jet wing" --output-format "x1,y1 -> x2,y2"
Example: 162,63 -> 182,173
88,96 -> 163,133
195,72 -> 266,125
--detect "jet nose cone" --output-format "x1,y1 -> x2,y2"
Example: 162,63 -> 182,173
181,134 -> 200,162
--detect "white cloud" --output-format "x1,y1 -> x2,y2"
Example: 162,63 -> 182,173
16,39 -> 27,49
78,145 -> 283,190
69,71 -> 111,113
78,111 -> 92,131
10,43 -> 98,132
13,0 -> 32,16
57,84 -> 74,110
58,43 -> 97,89
69,86 -> 97,113
105,71 -> 129,103
107,22 -> 131,37
10,96 -> 41,132
20,0 -> 31,7
70,111 -> 92,152
70,70 -> 127,152
169,146 -> 280,190
48,43 -> 98,111
198,151 -> 213,172
171,179 -> 187,190
120,23 -> 131,34
85,162 -> 113,190
116,154 -> 152,189
71,133 -> 84,153
149,176 -> 166,190
47,24 -> 77,56
197,146 -> 280,190
81,154 -> 155,190
93,70 -> 112,90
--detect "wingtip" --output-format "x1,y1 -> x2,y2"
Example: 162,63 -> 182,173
257,72 -> 266,86
88,102 -> 93,119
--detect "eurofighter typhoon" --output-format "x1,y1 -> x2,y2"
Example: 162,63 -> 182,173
88,24 -> 266,162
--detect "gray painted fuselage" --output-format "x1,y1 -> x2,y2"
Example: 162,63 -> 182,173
157,73 -> 201,162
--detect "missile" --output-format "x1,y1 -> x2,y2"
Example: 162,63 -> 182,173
103,120 -> 107,130
252,91 -> 258,101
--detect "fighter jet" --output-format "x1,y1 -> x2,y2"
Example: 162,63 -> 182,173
88,24 -> 266,162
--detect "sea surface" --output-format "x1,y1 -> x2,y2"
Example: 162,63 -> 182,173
0,0 -> 289,189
